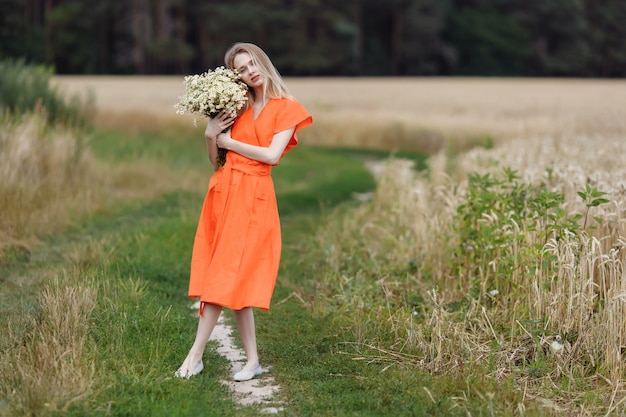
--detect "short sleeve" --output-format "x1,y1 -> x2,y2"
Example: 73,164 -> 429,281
274,98 -> 313,157
274,98 -> 312,133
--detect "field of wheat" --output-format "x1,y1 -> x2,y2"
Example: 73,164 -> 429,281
53,76 -> 626,148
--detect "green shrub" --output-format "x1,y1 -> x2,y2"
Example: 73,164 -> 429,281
450,167 -> 611,299
0,58 -> 93,129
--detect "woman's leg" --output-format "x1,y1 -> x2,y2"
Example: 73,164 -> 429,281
234,307 -> 260,371
177,303 -> 222,375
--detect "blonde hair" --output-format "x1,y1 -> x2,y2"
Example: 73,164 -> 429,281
224,42 -> 291,105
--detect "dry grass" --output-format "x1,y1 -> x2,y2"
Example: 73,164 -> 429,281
0,277 -> 98,417
53,76 -> 626,150
0,224 -> 124,416
0,115 -> 100,251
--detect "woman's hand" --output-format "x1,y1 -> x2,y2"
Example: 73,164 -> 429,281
216,130 -> 233,150
205,111 -> 235,140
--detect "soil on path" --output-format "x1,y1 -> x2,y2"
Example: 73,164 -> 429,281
191,302 -> 283,414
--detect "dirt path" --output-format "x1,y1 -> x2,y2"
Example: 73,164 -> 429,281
191,302 -> 283,414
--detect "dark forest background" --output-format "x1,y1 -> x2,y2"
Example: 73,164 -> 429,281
1,0 -> 625,77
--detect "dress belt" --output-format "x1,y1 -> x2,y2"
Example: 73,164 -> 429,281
224,162 -> 272,176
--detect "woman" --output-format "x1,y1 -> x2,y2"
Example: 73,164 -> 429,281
175,42 -> 312,381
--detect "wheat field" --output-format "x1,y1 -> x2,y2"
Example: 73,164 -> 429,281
53,76 -> 626,144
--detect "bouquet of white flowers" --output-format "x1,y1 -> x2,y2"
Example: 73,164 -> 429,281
174,66 -> 249,167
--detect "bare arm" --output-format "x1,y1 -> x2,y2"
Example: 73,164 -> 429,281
217,127 -> 296,165
205,137 -> 219,172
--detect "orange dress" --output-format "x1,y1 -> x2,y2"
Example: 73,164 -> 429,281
188,97 -> 312,311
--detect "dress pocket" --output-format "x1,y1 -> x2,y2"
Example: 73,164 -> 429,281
207,181 -> 225,222
249,190 -> 271,231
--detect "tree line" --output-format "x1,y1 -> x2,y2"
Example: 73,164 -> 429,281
1,0 -> 625,77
